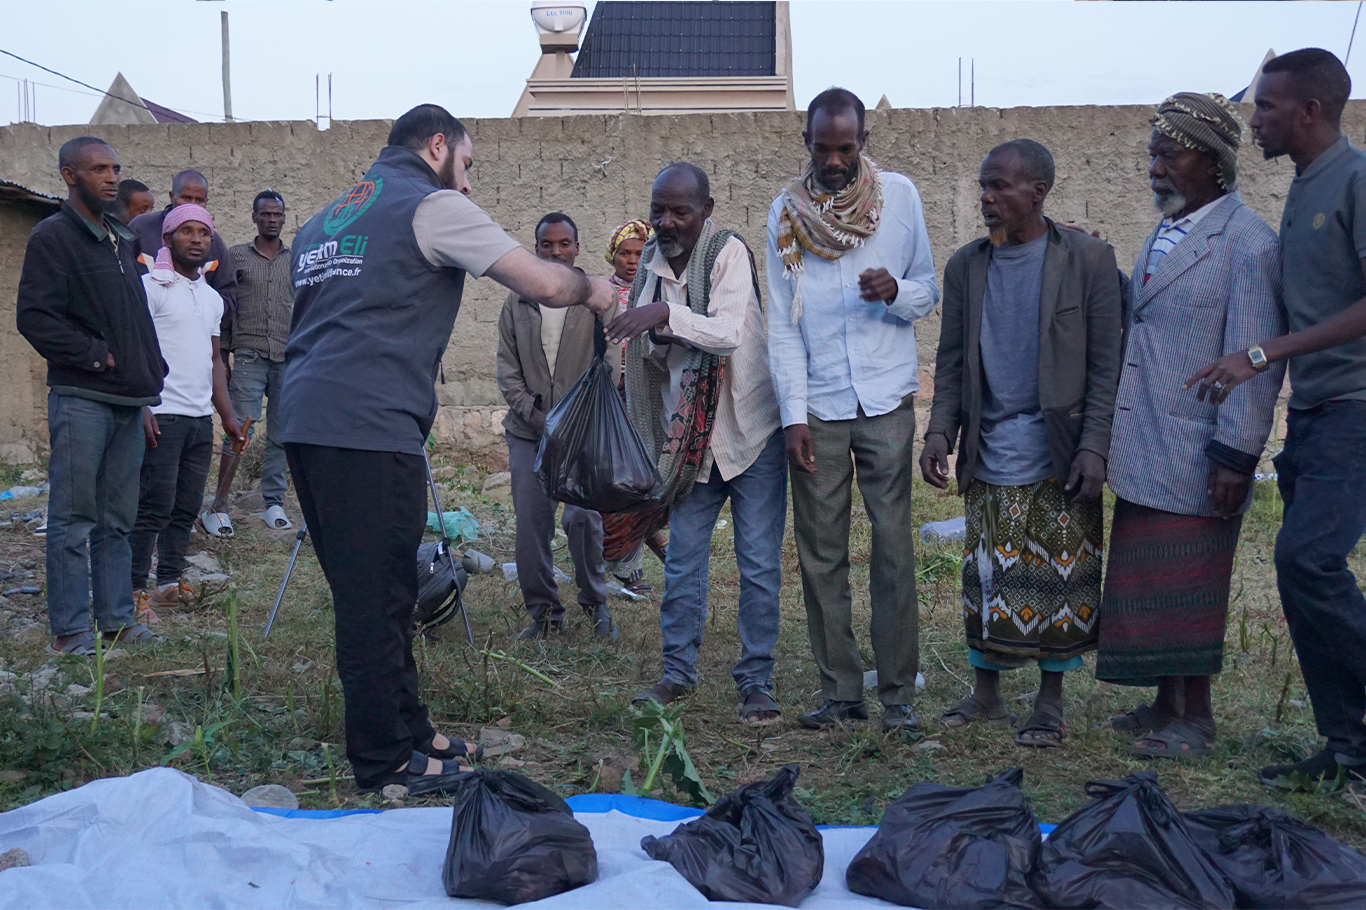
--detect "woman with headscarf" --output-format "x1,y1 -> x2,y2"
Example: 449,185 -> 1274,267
602,219 -> 663,592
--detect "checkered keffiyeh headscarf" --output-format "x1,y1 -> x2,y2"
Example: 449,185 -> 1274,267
775,154 -> 883,324
1151,92 -> 1243,190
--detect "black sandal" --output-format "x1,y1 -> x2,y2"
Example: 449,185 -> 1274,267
418,735 -> 483,762
1130,718 -> 1215,759
739,689 -> 782,727
1103,703 -> 1171,736
1015,700 -> 1067,748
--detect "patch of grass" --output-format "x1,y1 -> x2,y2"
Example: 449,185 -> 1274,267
0,454 -> 1363,851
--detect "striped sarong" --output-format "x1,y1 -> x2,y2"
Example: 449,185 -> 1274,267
1095,497 -> 1242,686
961,478 -> 1103,667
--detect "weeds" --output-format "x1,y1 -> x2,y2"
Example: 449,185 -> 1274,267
630,699 -> 712,806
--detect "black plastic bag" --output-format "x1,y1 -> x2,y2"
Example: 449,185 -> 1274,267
442,768 -> 598,905
846,767 -> 1042,909
534,340 -> 662,513
1030,772 -> 1236,909
1184,804 -> 1366,908
640,764 -> 823,907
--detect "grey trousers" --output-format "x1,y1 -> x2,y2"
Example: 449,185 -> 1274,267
228,349 -> 288,507
506,433 -> 608,619
790,396 -> 919,706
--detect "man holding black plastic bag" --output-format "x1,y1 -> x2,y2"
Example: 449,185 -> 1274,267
608,163 -> 787,727
280,105 -> 616,797
497,212 -> 614,641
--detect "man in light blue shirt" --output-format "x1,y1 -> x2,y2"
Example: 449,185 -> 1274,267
766,88 -> 939,733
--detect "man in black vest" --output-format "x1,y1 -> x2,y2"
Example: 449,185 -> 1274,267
282,104 -> 615,796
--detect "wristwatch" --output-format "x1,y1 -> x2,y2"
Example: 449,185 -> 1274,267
1246,345 -> 1270,373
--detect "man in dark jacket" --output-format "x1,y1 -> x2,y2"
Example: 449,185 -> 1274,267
496,212 -> 613,641
921,139 -> 1122,748
130,169 -> 237,343
16,136 -> 167,656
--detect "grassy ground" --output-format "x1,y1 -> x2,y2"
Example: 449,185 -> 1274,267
1,446 -> 1364,850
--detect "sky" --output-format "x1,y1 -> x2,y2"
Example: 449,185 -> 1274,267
0,0 -> 1361,127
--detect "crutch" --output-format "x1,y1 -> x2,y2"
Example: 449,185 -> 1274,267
425,449 -> 475,644
263,526 -> 307,639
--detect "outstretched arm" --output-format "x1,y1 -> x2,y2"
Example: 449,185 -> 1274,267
485,247 -> 616,316
1189,259 -> 1366,403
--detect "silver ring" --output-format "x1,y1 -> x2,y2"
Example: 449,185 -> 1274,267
1211,381 -> 1225,392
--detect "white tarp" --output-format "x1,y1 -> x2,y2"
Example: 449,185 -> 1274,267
0,768 -> 896,909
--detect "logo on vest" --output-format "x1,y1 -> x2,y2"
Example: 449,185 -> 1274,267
1312,213 -> 1326,230
323,177 -> 383,235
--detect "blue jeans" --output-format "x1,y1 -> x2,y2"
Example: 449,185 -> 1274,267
1274,400 -> 1366,763
659,431 -> 786,692
228,349 -> 288,506
45,392 -> 145,637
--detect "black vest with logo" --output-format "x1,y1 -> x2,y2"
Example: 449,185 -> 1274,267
281,147 -> 466,455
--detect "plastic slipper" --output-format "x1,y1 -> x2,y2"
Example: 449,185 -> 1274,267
941,691 -> 1018,729
1015,700 -> 1067,748
46,630 -> 97,657
199,510 -> 234,538
1101,702 -> 1170,736
739,689 -> 782,727
103,623 -> 161,645
262,504 -> 292,530
1130,718 -> 1215,759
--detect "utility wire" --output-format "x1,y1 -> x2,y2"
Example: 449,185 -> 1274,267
0,48 -> 239,122
1349,1 -> 1363,67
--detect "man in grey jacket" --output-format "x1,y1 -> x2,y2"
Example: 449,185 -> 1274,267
922,139 -> 1122,748
1097,93 -> 1284,760
497,213 -> 613,640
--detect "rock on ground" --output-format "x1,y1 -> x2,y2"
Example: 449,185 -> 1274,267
240,784 -> 299,810
481,472 -> 512,503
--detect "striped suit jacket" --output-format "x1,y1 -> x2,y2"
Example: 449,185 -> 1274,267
1108,192 -> 1286,517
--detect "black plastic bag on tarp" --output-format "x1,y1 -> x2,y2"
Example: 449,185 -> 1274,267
1030,772 -> 1236,910
442,768 -> 598,905
1184,804 -> 1366,908
639,764 -> 823,907
534,337 -> 662,512
845,766 -> 1042,909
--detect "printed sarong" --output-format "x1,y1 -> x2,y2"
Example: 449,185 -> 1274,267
961,478 -> 1102,667
1095,497 -> 1242,686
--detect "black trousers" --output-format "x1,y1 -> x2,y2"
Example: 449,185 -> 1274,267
130,413 -> 214,590
286,442 -> 435,787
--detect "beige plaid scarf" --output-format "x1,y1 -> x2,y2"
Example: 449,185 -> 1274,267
775,153 -> 883,323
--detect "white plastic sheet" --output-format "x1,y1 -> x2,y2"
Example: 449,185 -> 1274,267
0,768 -> 897,909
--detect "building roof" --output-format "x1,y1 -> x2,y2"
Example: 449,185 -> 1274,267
142,98 -> 197,124
571,1 -> 777,79
0,179 -> 62,215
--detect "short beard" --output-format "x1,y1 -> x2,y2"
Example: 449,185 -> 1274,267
988,227 -> 1009,247
438,150 -> 457,190
658,238 -> 687,259
77,183 -> 106,217
1152,188 -> 1187,217
814,159 -> 859,193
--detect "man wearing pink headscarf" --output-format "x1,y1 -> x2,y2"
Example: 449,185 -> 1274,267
130,204 -> 245,617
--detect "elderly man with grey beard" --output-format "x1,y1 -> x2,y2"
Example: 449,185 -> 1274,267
1096,93 -> 1284,760
922,139 -> 1121,748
